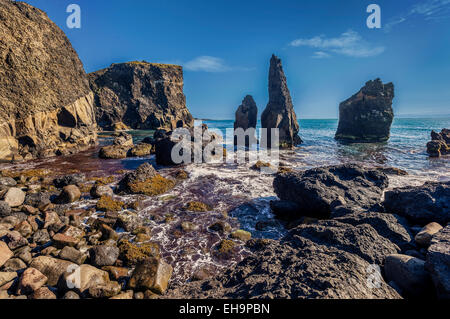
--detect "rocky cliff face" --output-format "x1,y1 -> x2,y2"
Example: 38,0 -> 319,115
427,129 -> 450,157
261,55 -> 302,149
234,95 -> 258,146
0,0 -> 97,162
335,78 -> 394,143
88,62 -> 194,131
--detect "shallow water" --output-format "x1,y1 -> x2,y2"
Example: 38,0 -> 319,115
2,117 -> 449,286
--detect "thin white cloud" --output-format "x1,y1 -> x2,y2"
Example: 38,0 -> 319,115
290,30 -> 385,58
312,51 -> 331,59
385,0 -> 450,32
184,56 -> 231,72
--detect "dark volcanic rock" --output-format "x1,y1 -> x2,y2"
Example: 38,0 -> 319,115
261,55 -> 302,149
53,174 -> 85,188
335,78 -> 394,143
383,181 -> 450,225
425,226 -> 450,299
166,238 -> 401,299
273,164 -> 389,219
88,61 -> 194,131
427,129 -> 450,157
234,95 -> 258,146
0,0 -> 97,161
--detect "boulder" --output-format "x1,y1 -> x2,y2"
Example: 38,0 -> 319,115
59,246 -> 87,265
384,254 -> 432,298
24,192 -> 51,208
55,185 -> 81,204
0,0 -> 97,162
113,132 -> 133,147
29,287 -> 57,299
427,129 -> 450,157
90,184 -> 114,199
17,267 -> 48,295
2,188 -> 25,207
90,246 -> 120,267
335,78 -> 394,143
0,177 -> 16,187
0,272 -> 17,287
128,143 -> 152,157
128,257 -> 173,294
0,241 -> 13,267
30,256 -> 76,286
234,95 -> 258,146
261,55 -> 302,149
425,226 -> 450,299
53,174 -> 85,188
88,61 -> 194,131
273,164 -> 389,219
0,201 -> 11,218
415,222 -> 443,247
99,145 -> 130,159
2,258 -> 27,272
384,181 -> 450,225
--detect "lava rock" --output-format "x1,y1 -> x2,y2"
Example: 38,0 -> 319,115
335,78 -> 394,143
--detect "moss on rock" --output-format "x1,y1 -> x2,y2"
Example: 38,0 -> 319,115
118,240 -> 160,266
96,196 -> 125,212
128,175 -> 175,196
184,201 -> 212,212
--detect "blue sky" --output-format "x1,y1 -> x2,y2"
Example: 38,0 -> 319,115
23,0 -> 450,119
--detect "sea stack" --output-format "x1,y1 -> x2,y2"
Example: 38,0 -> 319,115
261,55 -> 302,149
0,0 -> 97,162
234,95 -> 258,146
427,129 -> 450,157
335,78 -> 395,143
88,62 -> 194,131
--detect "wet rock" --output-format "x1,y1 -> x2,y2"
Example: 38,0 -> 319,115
118,240 -> 160,266
90,185 -> 114,199
180,221 -> 199,233
53,174 -> 85,188
166,237 -> 400,299
0,201 -> 11,217
269,200 -> 302,221
230,230 -> 252,242
425,226 -> 450,299
59,246 -> 87,265
99,145 -> 130,159
261,55 -> 302,149
55,185 -> 81,204
0,241 -> 13,267
234,95 -> 258,146
335,78 -> 394,143
384,181 -> 450,225
273,164 -> 389,219
415,222 -> 443,247
90,246 -> 120,267
17,267 -> 48,295
0,272 -> 17,287
29,287 -> 57,299
214,240 -> 238,260
208,221 -> 232,234
384,254 -> 432,298
286,220 -> 400,265
184,201 -> 212,212
30,256 -> 76,286
128,257 -> 173,294
117,163 -> 175,196
427,129 -> 450,157
129,143 -> 152,157
2,188 -> 25,207
96,196 -> 124,213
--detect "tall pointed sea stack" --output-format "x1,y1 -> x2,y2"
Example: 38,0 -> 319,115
234,95 -> 258,146
261,55 -> 302,149
0,0 -> 97,162
335,78 -> 394,143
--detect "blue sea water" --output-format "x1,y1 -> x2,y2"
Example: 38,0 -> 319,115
201,118 -> 450,183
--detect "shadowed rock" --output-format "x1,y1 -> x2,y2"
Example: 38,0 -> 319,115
427,129 -> 450,157
261,55 -> 302,149
234,95 -> 258,146
335,78 -> 394,143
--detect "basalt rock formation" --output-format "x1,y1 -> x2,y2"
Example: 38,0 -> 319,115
335,78 -> 394,143
261,55 -> 302,149
234,95 -> 258,146
0,0 -> 97,162
88,62 -> 194,131
427,129 -> 450,157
